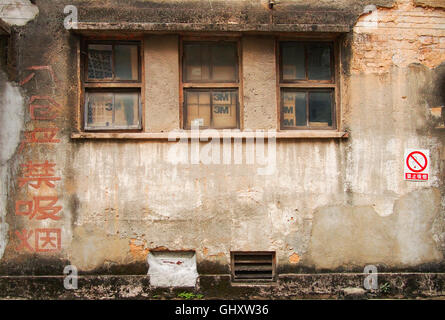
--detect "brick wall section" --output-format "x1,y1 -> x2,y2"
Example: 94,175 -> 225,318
351,0 -> 445,74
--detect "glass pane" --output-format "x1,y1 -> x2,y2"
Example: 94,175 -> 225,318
212,91 -> 237,129
184,44 -> 210,82
282,91 -> 306,127
114,93 -> 140,127
282,43 -> 305,81
186,91 -> 211,128
309,91 -> 332,127
115,45 -> 139,80
211,44 -> 237,82
307,44 -> 332,80
86,92 -> 114,128
88,44 -> 113,79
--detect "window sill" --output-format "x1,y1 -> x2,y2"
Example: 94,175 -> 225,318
71,130 -> 349,140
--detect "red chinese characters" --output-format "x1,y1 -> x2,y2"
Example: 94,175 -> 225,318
14,64 -> 64,254
29,96 -> 60,120
18,161 -> 61,189
19,128 -> 60,152
19,65 -> 57,87
35,228 -> 62,252
15,228 -> 62,252
16,196 -> 62,220
15,229 -> 34,252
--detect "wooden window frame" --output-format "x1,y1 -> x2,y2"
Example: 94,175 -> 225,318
79,37 -> 144,132
277,39 -> 340,131
180,37 -> 242,130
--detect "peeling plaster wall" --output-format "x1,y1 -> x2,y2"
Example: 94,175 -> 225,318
330,0 -> 445,270
414,0 -> 445,9
309,189 -> 442,270
145,35 -> 179,132
352,0 -> 445,73
0,70 -> 24,260
0,0 -> 39,27
0,0 -> 443,281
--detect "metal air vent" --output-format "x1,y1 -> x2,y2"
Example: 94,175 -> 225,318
231,251 -> 276,282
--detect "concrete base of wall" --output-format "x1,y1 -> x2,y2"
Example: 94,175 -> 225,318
0,273 -> 444,299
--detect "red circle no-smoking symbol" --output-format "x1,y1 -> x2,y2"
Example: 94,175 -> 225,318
406,151 -> 428,173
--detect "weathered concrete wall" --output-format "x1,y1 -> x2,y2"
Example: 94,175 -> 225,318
71,0 -> 396,30
0,69 -> 25,260
145,35 -> 179,132
242,36 -> 277,130
0,0 -> 39,27
326,0 -> 445,271
309,189 -> 442,269
0,0 -> 443,296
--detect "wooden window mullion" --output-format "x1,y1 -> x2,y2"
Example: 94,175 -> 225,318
304,44 -> 308,81
111,93 -> 115,126
111,44 -> 116,81
210,90 -> 214,128
208,45 -> 213,82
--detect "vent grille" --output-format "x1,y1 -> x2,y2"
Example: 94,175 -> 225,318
231,252 -> 275,282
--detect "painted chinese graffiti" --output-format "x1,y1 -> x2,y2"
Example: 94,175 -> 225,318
13,65 -> 63,253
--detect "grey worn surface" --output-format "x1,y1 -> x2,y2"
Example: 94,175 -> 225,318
0,0 -> 443,296
69,0 -> 395,32
0,273 -> 444,299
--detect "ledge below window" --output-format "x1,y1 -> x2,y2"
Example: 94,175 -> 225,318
71,131 -> 349,140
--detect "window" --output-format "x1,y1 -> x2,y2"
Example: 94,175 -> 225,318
279,41 -> 336,130
182,40 -> 240,129
82,40 -> 142,131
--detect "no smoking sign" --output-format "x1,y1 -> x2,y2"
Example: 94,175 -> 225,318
404,149 -> 429,181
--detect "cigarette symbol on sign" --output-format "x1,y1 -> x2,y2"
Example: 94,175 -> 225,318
406,151 -> 427,173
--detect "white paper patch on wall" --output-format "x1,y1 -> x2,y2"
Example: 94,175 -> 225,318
147,251 -> 198,287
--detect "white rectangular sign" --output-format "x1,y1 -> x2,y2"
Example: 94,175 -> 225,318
404,148 -> 429,181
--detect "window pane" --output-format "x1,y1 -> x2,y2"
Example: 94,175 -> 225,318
211,44 -> 237,82
307,44 -> 332,80
186,91 -> 211,128
86,92 -> 114,128
309,92 -> 332,127
184,43 -> 237,82
212,91 -> 237,128
282,44 -> 305,81
115,45 -> 139,80
184,44 -> 210,82
88,44 -> 113,79
114,93 -> 140,127
282,91 -> 306,127
86,92 -> 140,129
